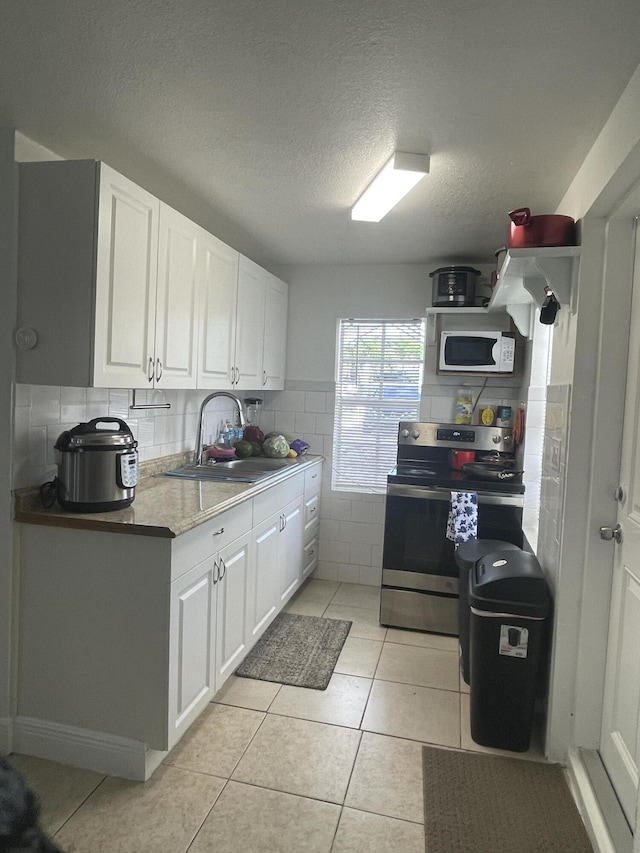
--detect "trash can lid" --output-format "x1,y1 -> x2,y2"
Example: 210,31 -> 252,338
454,539 -> 520,571
469,550 -> 550,618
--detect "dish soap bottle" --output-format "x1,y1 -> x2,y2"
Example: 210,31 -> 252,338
455,389 -> 473,424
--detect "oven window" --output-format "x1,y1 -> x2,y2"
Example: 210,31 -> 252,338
383,494 -> 523,578
332,319 -> 426,493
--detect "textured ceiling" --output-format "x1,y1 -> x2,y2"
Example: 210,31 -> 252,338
1,0 -> 639,268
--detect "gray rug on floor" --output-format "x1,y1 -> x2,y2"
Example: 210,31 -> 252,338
422,746 -> 594,853
236,612 -> 352,690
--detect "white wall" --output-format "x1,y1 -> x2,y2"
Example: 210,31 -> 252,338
269,262 -> 529,584
281,262 -> 495,382
538,63 -> 640,844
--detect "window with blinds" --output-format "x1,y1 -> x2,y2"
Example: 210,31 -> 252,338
332,319 -> 426,493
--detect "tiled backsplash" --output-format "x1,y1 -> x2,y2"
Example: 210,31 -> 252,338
13,380 -> 522,588
261,381 -> 520,587
13,385 -> 246,490
537,384 -> 571,596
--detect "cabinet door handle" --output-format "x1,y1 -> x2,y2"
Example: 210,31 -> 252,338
230,367 -> 235,385
212,527 -> 225,536
308,549 -> 315,557
219,558 -> 226,580
263,370 -> 267,386
309,506 -> 317,514
235,367 -> 240,385
155,358 -> 163,382
147,357 -> 154,383
213,560 -> 219,584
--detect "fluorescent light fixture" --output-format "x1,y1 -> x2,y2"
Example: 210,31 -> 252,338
351,151 -> 430,222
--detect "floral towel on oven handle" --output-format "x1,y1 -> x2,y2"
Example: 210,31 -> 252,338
446,491 -> 478,548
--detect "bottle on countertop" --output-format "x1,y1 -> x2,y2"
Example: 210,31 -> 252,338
244,397 -> 263,426
455,389 -> 473,425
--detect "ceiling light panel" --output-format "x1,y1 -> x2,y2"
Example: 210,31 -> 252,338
351,152 -> 430,222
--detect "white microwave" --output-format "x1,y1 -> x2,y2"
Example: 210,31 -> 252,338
438,330 -> 516,374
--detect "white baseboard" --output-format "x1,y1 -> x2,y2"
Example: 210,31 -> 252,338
566,748 -> 621,853
12,716 -> 166,781
0,717 -> 13,754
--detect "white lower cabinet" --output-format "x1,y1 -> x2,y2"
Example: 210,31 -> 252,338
302,465 -> 322,581
16,462 -> 322,780
278,497 -> 304,603
249,513 -> 281,641
169,556 -> 217,745
215,530 -> 251,687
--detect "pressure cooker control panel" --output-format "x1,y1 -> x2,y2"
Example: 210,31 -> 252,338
119,453 -> 139,488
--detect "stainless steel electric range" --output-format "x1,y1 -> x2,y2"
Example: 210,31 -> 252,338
381,422 -> 525,635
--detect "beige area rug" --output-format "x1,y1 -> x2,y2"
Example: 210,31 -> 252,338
422,746 -> 594,853
236,612 -> 351,690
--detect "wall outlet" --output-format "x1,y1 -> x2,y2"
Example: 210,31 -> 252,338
550,438 -> 561,472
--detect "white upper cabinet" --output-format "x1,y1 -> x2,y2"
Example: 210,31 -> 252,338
235,255 -> 267,389
262,271 -> 288,390
93,164 -> 160,387
16,159 -> 288,390
153,204 -> 200,389
17,160 -> 161,388
197,231 -> 239,390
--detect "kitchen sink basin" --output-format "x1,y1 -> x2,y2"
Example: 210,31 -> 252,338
164,457 -> 295,483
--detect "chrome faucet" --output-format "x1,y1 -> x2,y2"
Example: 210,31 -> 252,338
194,391 -> 246,465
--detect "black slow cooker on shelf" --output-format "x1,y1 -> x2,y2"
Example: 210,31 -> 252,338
53,418 -> 138,512
430,266 -> 481,307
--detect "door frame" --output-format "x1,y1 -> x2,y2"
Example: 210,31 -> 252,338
555,185 -> 640,848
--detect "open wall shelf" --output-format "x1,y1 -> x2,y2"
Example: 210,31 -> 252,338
487,246 -> 581,336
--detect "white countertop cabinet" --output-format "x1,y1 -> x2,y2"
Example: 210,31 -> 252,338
15,459 -> 322,781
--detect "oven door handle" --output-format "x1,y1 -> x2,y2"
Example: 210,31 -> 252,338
386,483 -> 524,507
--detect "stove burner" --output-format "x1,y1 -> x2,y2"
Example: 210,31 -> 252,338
399,466 -> 440,478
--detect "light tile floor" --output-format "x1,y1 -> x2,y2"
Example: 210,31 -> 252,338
10,580 -> 546,853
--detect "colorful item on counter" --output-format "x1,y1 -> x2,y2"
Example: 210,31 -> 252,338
446,491 -> 478,548
262,434 -> 290,458
455,389 -> 473,424
479,405 -> 497,426
290,438 -> 310,455
497,405 -> 513,427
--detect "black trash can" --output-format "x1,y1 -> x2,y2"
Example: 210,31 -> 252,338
469,550 -> 550,752
455,539 -> 521,685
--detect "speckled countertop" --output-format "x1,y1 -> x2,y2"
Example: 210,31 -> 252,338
14,453 -> 324,539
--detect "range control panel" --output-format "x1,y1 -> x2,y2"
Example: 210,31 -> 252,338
398,422 -> 514,453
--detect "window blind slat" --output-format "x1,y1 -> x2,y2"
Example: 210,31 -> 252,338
332,319 -> 426,493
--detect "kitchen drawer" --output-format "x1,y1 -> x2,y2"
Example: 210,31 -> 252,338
304,492 -> 319,528
253,472 -> 304,526
302,529 -> 319,580
171,499 -> 253,580
304,463 -> 322,495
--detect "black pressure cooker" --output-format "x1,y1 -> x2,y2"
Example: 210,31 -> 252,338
53,418 -> 138,512
430,266 -> 481,307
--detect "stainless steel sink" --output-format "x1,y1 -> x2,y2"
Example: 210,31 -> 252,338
164,457 -> 294,483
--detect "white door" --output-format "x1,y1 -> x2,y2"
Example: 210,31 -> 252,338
600,217 -> 640,827
250,513 -> 280,641
198,231 -> 239,389
262,273 -> 288,390
168,558 -> 216,746
93,163 -> 159,388
278,497 -> 304,604
215,532 -> 250,686
154,204 -> 200,389
235,255 -> 266,388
